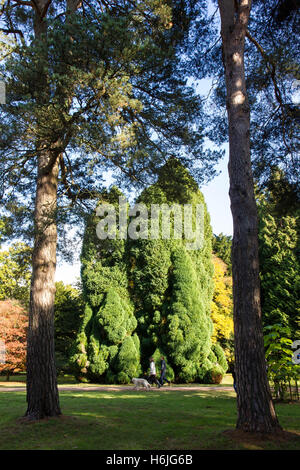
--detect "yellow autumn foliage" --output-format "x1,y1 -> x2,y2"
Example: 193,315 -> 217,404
211,256 -> 234,356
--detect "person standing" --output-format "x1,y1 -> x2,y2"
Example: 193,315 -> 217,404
148,357 -> 161,388
159,356 -> 170,386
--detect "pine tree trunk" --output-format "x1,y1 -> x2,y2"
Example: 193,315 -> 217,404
218,0 -> 282,433
25,153 -> 61,420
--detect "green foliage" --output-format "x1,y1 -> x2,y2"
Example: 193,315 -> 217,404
73,159 -> 227,383
0,1 -> 220,246
212,233 -> 232,274
258,173 -> 300,339
264,324 -> 300,401
128,159 -> 226,383
198,0 -> 300,188
0,15 -> 15,61
207,365 -> 225,385
114,335 -> 141,384
150,348 -> 175,382
71,187 -> 141,383
128,236 -> 172,366
0,243 -> 32,307
211,343 -> 228,375
54,282 -> 84,374
210,256 -> 234,363
197,358 -> 214,383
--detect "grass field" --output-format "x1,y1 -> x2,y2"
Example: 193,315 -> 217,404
0,380 -> 299,450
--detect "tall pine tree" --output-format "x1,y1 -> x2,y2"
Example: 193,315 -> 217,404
0,0 -> 216,418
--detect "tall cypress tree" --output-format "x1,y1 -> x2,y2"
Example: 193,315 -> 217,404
71,187 -> 141,383
128,158 -> 226,382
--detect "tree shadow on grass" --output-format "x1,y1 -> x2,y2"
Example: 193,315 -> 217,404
223,428 -> 300,450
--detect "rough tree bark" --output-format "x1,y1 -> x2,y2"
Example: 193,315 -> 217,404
218,0 -> 282,433
26,153 -> 61,420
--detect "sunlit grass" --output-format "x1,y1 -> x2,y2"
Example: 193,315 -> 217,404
0,373 -> 235,387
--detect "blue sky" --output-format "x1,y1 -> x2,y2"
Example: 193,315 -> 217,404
201,148 -> 232,236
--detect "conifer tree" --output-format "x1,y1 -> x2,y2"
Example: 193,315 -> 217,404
71,187 -> 141,383
257,172 -> 300,339
76,159 -> 228,383
0,300 -> 28,381
165,246 -> 213,382
128,158 -> 227,382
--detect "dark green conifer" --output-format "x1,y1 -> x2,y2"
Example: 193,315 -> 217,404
128,159 -> 227,382
71,187 -> 140,383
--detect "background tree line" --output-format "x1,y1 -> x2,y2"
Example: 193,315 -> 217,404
1,163 -> 298,385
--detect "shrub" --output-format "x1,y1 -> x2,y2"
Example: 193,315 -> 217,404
212,343 -> 228,374
210,365 -> 225,384
197,358 -> 213,383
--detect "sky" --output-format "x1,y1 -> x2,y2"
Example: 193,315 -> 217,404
201,150 -> 232,236
55,151 -> 233,285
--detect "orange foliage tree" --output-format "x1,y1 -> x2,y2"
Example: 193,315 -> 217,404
0,300 -> 28,380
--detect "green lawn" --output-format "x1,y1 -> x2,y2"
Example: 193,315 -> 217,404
0,387 -> 299,450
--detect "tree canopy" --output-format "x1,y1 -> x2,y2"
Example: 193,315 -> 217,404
210,255 -> 234,363
0,0 -> 221,244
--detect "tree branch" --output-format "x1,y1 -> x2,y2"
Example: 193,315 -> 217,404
0,28 -> 24,38
59,154 -> 102,203
245,29 -> 293,156
11,0 -> 33,6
